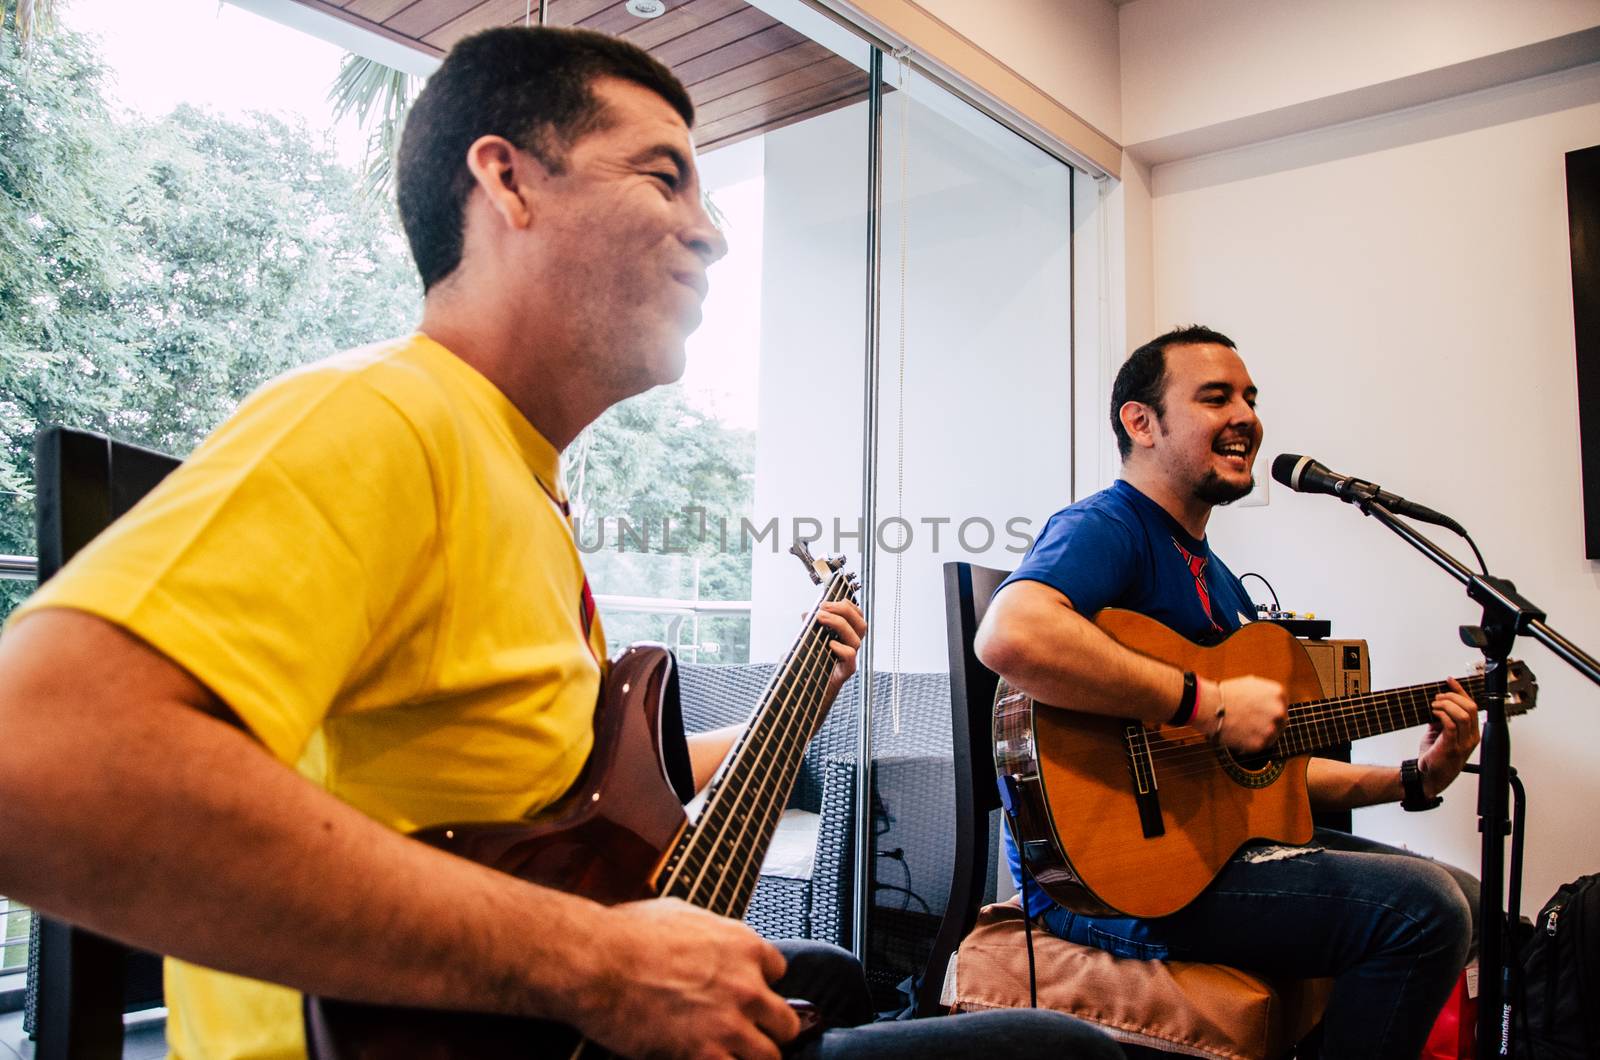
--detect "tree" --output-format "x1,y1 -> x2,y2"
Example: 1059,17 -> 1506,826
0,7 -> 758,663
1,11 -> 422,613
1,0 -> 60,47
328,53 -> 419,203
571,385 -> 756,661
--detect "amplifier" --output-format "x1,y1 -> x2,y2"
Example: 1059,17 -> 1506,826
1300,637 -> 1369,833
1299,638 -> 1370,700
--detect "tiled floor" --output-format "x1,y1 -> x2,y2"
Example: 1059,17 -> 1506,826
0,1008 -> 167,1059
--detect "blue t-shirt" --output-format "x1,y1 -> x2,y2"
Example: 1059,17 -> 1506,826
999,479 -> 1257,916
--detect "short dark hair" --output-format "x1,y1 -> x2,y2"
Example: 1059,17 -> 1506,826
396,26 -> 695,292
1109,325 -> 1237,459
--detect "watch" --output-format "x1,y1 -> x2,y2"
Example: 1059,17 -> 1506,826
1400,758 -> 1443,812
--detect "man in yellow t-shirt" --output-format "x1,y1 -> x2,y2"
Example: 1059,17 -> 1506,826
15,331 -> 627,1057
0,25 -> 854,1060
0,25 -> 1118,1060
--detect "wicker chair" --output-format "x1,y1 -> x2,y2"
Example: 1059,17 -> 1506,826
677,661 -> 971,988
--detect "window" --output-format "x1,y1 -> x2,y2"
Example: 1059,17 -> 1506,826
0,0 -> 422,1000
2,0 -> 1092,1012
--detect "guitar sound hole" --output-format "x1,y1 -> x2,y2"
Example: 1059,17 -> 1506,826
1218,748 -> 1285,789
1233,751 -> 1274,771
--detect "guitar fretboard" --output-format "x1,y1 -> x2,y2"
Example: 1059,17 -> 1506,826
655,573 -> 853,918
1277,673 -> 1487,757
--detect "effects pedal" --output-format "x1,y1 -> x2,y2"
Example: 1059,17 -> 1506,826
1257,604 -> 1332,641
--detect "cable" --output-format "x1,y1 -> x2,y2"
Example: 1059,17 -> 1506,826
1238,571 -> 1279,611
1003,810 -> 1038,1009
875,847 -> 925,913
1460,530 -> 1488,575
873,882 -> 933,917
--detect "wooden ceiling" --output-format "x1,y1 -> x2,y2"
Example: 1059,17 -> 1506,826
290,0 -> 871,149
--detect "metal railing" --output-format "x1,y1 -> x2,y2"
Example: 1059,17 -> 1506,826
1,559 -> 750,657
594,593 -> 751,665
1,897 -> 30,974
0,555 -> 37,581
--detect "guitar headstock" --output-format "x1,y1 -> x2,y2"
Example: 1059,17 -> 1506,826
1506,659 -> 1538,717
790,542 -> 857,600
789,541 -> 827,584
1470,659 -> 1539,717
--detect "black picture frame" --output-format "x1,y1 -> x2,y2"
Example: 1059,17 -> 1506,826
1568,144 -> 1600,559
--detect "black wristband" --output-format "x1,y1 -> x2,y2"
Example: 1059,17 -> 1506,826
1169,671 -> 1198,727
1400,758 -> 1443,812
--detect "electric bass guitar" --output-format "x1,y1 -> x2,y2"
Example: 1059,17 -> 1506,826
994,609 -> 1537,919
305,544 -> 859,1059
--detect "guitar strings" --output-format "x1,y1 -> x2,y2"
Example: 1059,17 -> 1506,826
700,580 -> 843,916
1137,689 -> 1478,777
695,596 -> 837,915
1112,672 -> 1514,782
668,580 -> 839,909
666,609 -> 832,912
714,575 -> 843,911
1143,672 -> 1491,758
1030,672 -> 1494,781
662,585 -> 833,903
1130,722 -> 1514,786
705,611 -> 840,916
664,574 -> 851,915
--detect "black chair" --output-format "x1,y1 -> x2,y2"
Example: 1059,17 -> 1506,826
913,561 -> 1008,1016
22,427 -> 178,1058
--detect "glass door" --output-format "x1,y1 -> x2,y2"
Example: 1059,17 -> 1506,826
862,56 -> 1075,1008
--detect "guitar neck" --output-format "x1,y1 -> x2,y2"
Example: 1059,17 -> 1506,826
654,572 -> 853,918
1277,672 -> 1486,757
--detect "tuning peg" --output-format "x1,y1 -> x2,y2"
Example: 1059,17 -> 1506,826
826,554 -> 846,571
789,541 -> 823,585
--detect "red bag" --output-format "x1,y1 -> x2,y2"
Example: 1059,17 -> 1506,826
1422,964 -> 1477,1060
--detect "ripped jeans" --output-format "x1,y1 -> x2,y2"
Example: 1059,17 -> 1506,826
1038,829 -> 1476,1060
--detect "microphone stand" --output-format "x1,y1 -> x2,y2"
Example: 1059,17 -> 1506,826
1352,495 -> 1600,1057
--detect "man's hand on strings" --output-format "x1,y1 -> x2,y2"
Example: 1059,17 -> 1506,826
815,601 -> 866,702
1417,677 -> 1479,797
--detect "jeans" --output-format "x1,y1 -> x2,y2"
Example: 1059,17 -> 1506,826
1038,828 -> 1475,1060
773,940 -> 1123,1060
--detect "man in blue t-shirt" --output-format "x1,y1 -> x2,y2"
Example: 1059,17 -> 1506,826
976,325 -> 1480,1059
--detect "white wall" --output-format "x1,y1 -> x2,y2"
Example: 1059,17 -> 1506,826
1150,61 -> 1600,905
915,0 -> 1122,143
1120,0 -> 1600,150
1099,151 -> 1154,493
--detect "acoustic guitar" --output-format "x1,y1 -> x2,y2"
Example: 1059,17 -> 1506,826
994,609 -> 1537,919
305,545 -> 858,1059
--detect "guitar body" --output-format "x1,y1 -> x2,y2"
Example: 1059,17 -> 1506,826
306,643 -> 686,1060
996,610 -> 1326,919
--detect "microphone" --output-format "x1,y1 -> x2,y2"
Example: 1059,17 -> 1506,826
1271,454 -> 1463,532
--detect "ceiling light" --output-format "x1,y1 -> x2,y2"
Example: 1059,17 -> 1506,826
626,0 -> 666,17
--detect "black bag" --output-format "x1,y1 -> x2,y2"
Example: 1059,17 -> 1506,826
1518,872 -> 1600,1058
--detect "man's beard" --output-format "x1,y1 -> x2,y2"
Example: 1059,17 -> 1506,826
1194,469 -> 1255,506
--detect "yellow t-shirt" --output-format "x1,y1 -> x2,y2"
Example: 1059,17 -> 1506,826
9,334 -> 606,1059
